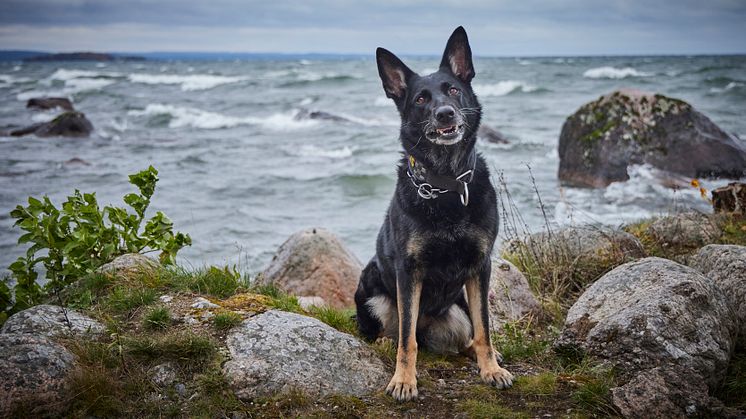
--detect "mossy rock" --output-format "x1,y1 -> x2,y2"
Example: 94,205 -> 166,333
558,89 -> 746,188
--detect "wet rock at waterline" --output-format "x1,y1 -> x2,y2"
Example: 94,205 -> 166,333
11,111 -> 93,138
223,310 -> 387,400
712,182 -> 746,215
26,97 -> 74,112
558,89 -> 746,188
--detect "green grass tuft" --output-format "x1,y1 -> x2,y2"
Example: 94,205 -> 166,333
458,399 -> 530,419
143,306 -> 172,330
514,372 -> 558,396
307,305 -> 357,335
123,331 -> 216,362
212,311 -> 243,330
104,286 -> 157,313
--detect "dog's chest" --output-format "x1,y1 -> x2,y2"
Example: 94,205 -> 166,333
406,224 -> 492,270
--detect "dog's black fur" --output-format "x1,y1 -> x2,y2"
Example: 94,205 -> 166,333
355,27 -> 512,401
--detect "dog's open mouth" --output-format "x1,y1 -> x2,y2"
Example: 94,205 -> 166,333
426,124 -> 465,145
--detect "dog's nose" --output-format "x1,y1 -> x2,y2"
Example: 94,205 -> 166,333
435,106 -> 456,124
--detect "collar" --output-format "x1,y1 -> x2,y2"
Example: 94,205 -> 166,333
406,151 -> 477,206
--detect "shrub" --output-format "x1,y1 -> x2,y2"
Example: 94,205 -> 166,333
2,166 -> 191,318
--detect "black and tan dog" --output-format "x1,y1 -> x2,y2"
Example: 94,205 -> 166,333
355,27 -> 513,401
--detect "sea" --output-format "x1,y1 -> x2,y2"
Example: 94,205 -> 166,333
1,55 -> 745,274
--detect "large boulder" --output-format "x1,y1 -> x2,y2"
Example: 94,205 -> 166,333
555,257 -> 737,417
26,97 -> 74,112
0,334 -> 77,416
647,212 -> 721,249
558,89 -> 746,187
488,259 -> 540,330
1,304 -> 105,338
260,228 -> 362,309
97,253 -> 159,278
223,310 -> 388,400
691,244 -> 746,348
11,111 -> 93,138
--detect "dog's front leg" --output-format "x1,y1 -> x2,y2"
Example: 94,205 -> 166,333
465,259 -> 514,389
386,270 -> 422,401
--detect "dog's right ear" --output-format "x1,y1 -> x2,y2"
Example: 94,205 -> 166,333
376,47 -> 414,100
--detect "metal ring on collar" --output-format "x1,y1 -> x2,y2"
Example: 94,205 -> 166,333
417,183 -> 435,199
460,182 -> 469,206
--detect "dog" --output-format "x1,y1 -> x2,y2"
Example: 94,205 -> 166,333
354,26 -> 514,402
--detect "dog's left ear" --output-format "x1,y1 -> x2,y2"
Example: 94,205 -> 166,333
440,26 -> 475,83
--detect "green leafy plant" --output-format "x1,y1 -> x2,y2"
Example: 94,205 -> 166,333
2,166 -> 191,317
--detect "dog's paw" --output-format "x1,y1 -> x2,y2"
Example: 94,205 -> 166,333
385,377 -> 418,401
480,365 -> 513,389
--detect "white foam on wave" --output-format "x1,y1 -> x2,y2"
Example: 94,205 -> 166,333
474,80 -> 537,96
128,104 -> 319,130
373,97 -> 391,107
710,81 -> 744,94
583,66 -> 651,79
128,73 -> 247,91
46,69 -> 121,82
0,74 -> 32,84
292,145 -> 354,159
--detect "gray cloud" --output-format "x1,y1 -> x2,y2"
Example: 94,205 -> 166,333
1,0 -> 744,54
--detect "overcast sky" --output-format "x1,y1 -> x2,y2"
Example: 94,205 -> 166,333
1,0 -> 745,56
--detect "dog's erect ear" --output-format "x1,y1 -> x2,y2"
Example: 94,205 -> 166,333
376,47 -> 414,100
440,26 -> 475,83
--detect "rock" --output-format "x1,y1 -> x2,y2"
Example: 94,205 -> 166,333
502,226 -> 645,291
477,124 -> 510,144
26,97 -> 74,112
558,89 -> 746,188
555,257 -> 737,416
647,212 -> 721,249
691,244 -> 746,348
150,362 -> 178,387
174,383 -> 187,398
0,304 -> 105,338
0,333 -> 77,416
712,182 -> 746,215
488,259 -> 541,330
294,108 -> 353,123
297,296 -> 327,310
11,111 -> 93,138
191,297 -> 220,309
223,310 -> 387,400
260,228 -> 362,309
97,253 -> 159,279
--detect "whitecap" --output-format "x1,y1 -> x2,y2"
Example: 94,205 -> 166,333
709,81 -> 744,94
128,73 -> 247,91
127,104 -> 318,130
582,66 -> 651,79
30,110 -> 61,123
373,97 -> 391,107
0,74 -> 32,84
473,80 -> 537,96
292,145 -> 354,159
46,68 -> 121,81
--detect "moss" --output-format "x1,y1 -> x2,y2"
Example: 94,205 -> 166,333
458,399 -> 530,419
514,372 -> 558,395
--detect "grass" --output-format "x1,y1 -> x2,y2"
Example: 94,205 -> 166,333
212,311 -> 243,330
716,350 -> 746,411
514,372 -> 558,395
307,305 -> 358,336
104,286 -> 157,314
123,330 -> 216,362
142,306 -> 171,330
458,398 -> 530,419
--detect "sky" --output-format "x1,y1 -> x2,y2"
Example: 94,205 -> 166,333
1,0 -> 745,56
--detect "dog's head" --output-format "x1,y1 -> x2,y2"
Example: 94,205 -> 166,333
376,26 -> 480,149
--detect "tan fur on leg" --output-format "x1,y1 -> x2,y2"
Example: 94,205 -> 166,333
386,281 -> 422,401
465,278 -> 513,389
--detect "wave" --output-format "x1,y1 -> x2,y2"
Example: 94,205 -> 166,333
583,66 -> 651,79
0,74 -> 32,85
288,145 -> 355,159
127,104 -> 319,130
709,81 -> 745,94
474,80 -> 539,96
278,73 -> 358,87
16,78 -> 116,101
128,73 -> 248,91
47,69 -> 122,81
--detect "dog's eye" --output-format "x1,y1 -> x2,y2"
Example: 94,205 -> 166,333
448,87 -> 460,96
415,96 -> 426,105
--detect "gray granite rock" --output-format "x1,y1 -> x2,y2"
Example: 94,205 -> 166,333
0,333 -> 77,416
223,310 -> 387,400
97,253 -> 159,278
648,212 -> 721,249
260,228 -> 362,309
691,244 -> 746,347
488,258 -> 541,330
555,257 -> 737,417
1,304 -> 105,338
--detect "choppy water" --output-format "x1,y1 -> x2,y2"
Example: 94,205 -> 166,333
1,55 -> 745,273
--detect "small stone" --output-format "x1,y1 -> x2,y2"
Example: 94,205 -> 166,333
150,362 -> 178,387
159,295 -> 174,303
174,383 -> 187,398
297,296 -> 327,310
437,379 -> 446,387
191,297 -> 219,309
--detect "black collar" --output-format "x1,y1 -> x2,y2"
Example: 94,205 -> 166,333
406,150 -> 477,206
